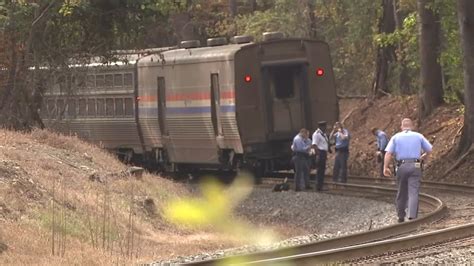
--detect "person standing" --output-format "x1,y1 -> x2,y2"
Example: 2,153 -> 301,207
371,127 -> 389,177
383,118 -> 432,223
330,122 -> 350,183
312,121 -> 330,191
291,128 -> 311,191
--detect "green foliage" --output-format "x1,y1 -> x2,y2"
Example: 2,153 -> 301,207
233,0 -> 380,95
235,0 -> 312,40
435,0 -> 463,103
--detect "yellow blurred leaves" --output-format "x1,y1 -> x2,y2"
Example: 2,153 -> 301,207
163,172 -> 278,245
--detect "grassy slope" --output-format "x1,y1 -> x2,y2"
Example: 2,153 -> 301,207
0,129 -> 236,265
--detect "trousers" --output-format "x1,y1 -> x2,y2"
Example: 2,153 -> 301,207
396,162 -> 422,219
293,154 -> 310,190
316,150 -> 327,191
378,151 -> 386,177
333,149 -> 349,183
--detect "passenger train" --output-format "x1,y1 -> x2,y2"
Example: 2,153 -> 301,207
42,32 -> 339,177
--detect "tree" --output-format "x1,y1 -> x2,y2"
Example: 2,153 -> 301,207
417,0 -> 444,119
304,0 -> 317,39
393,0 -> 411,94
457,0 -> 474,154
0,0 -> 183,130
229,0 -> 237,17
373,0 -> 397,97
249,0 -> 257,12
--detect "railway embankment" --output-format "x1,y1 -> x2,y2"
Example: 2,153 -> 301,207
338,97 -> 472,185
0,129 -> 239,264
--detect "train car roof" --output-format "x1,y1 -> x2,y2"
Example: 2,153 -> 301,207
66,46 -> 176,69
138,43 -> 252,67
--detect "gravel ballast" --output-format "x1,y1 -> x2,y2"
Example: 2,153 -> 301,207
153,187 -> 397,264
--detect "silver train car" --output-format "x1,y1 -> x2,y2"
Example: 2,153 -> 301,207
43,33 -> 339,177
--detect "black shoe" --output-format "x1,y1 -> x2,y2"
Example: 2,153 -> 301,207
305,186 -> 313,190
295,189 -> 302,192
398,217 -> 405,223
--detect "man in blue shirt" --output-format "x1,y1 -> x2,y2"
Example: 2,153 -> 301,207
384,118 -> 432,223
291,128 -> 311,191
371,127 -> 389,177
330,122 -> 350,183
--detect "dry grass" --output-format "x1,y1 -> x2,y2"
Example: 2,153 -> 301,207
0,128 -> 241,265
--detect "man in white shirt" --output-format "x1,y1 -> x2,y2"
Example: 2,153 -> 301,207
312,121 -> 330,191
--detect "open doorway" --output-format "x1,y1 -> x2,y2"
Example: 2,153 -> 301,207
263,64 -> 309,139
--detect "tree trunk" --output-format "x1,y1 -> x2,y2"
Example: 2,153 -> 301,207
305,0 -> 317,39
393,0 -> 410,94
372,0 -> 397,98
417,0 -> 444,119
0,2 -> 52,130
457,0 -> 474,154
249,0 -> 257,12
229,0 -> 237,17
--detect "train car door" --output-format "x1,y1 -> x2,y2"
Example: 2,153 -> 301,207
262,63 -> 310,139
210,73 -> 223,137
157,76 -> 168,136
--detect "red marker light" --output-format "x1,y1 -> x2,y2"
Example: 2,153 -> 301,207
244,75 -> 252,83
316,68 -> 324,77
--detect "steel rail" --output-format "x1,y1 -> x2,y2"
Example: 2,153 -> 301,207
264,174 -> 474,194
243,223 -> 474,265
183,182 -> 447,266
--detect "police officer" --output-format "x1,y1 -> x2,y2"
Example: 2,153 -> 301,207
330,122 -> 350,183
312,121 -> 330,191
383,118 -> 432,223
371,127 -> 389,177
291,128 -> 311,192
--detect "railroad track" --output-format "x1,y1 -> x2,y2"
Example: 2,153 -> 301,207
182,176 -> 474,266
266,173 -> 474,194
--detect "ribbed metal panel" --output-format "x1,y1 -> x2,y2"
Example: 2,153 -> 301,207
221,115 -> 240,138
167,116 -> 214,139
139,118 -> 162,148
46,118 -> 142,152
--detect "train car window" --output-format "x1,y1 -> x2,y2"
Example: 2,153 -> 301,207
40,100 -> 48,117
269,66 -> 297,99
56,76 -> 66,92
124,73 -> 133,87
87,75 -> 95,88
78,99 -> 87,117
96,75 -> 105,87
105,98 -> 114,116
67,76 -> 74,91
105,74 -> 114,87
97,98 -> 105,116
76,75 -> 86,90
57,99 -> 65,118
114,74 -> 123,87
87,99 -> 96,117
124,98 -> 134,117
47,99 -> 56,116
115,98 -> 124,117
67,99 -> 76,118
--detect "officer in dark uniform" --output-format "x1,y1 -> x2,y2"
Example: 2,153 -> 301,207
383,118 -> 432,223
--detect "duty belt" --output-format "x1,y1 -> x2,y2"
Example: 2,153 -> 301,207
396,159 -> 421,166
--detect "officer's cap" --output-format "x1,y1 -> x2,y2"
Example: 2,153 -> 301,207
318,121 -> 327,126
